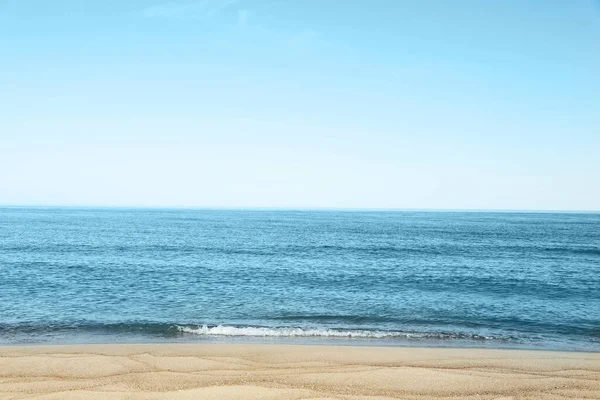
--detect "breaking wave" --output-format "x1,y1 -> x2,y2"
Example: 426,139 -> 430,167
176,324 -> 501,341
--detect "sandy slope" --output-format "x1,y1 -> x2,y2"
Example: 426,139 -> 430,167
1,343 -> 599,399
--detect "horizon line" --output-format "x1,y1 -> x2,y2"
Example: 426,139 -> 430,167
1,204 -> 599,214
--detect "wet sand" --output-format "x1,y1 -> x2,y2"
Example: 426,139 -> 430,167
1,343 -> 599,399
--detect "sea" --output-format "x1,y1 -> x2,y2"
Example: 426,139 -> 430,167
0,207 -> 598,351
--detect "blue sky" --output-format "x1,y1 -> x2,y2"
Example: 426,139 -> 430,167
1,0 -> 599,210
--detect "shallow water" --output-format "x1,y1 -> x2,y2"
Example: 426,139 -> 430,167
1,208 -> 598,350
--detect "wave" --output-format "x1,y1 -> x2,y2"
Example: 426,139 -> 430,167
3,320 -> 596,343
3,321 -> 599,350
176,324 -> 501,341
1,321 -> 505,341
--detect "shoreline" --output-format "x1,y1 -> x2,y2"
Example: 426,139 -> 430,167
2,343 -> 599,399
2,337 -> 598,353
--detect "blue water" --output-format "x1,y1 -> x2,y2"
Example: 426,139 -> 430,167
1,207 -> 599,350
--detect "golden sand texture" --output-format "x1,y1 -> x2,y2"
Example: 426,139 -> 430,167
1,343 -> 599,399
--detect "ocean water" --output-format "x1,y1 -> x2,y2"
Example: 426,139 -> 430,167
0,207 -> 599,350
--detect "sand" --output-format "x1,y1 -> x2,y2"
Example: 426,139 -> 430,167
0,343 -> 599,399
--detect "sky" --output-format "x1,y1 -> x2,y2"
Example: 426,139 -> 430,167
1,0 -> 599,210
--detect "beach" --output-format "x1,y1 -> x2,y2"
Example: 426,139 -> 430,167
1,343 -> 599,399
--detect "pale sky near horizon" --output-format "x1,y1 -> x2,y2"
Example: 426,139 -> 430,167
1,1 -> 599,210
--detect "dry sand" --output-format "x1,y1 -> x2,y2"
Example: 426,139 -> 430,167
0,343 -> 599,399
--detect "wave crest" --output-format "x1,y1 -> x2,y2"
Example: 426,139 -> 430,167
177,324 -> 497,340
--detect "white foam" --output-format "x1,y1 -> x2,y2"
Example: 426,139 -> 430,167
178,325 -> 441,339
